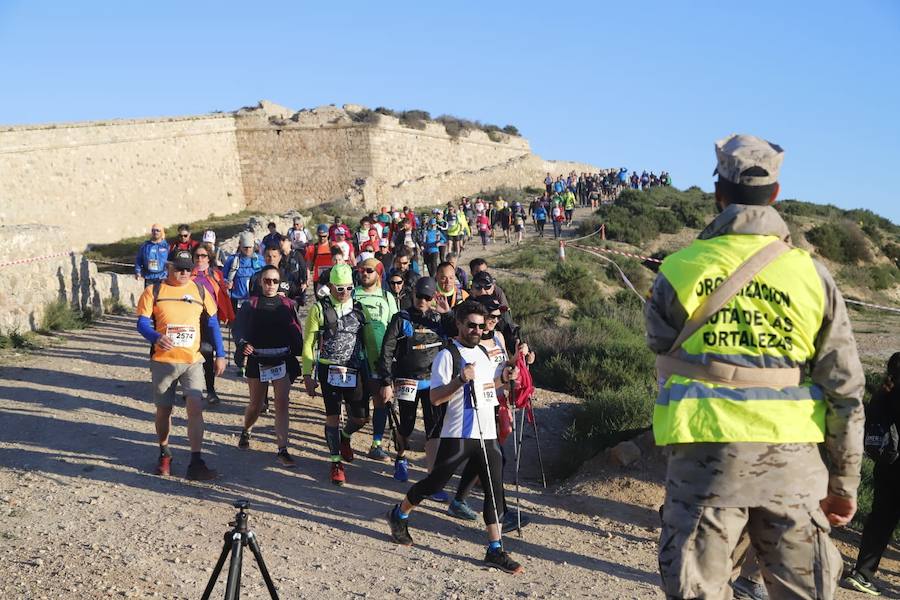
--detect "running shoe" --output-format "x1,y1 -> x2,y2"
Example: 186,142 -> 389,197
330,462 -> 346,486
448,499 -> 477,521
732,576 -> 768,600
276,449 -> 296,469
340,436 -> 355,462
393,458 -> 409,482
207,392 -> 221,406
484,547 -> 523,574
387,506 -> 413,546
238,430 -> 251,449
261,399 -> 270,415
501,511 -> 531,534
842,570 -> 881,596
429,490 -> 450,503
156,455 -> 171,477
367,445 -> 390,462
185,460 -> 218,481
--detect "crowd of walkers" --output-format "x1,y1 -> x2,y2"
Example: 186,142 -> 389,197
133,201 -> 544,573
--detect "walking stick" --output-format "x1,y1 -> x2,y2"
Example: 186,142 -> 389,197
529,401 -> 548,489
508,379 -> 522,537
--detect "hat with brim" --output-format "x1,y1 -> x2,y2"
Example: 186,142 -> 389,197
329,263 -> 354,286
169,250 -> 194,270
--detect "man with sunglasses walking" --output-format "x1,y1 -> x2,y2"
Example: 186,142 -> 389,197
136,250 -> 226,480
353,258 -> 399,461
303,264 -> 368,485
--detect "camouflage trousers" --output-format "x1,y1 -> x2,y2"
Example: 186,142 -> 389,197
658,497 -> 842,599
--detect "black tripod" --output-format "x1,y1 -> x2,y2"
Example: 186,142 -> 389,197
201,500 -> 279,600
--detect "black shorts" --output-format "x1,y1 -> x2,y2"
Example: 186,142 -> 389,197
318,364 -> 367,418
245,356 -> 300,383
397,387 -> 446,439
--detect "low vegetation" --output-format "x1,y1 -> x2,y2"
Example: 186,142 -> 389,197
346,106 -> 521,140
39,300 -> 92,333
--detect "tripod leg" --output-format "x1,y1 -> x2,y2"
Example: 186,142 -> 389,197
530,411 -> 547,489
385,401 -> 402,455
224,532 -> 244,600
508,406 -> 522,537
201,534 -> 233,600
247,531 -> 281,600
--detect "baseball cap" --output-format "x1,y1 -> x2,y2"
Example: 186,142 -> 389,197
415,277 -> 437,298
359,257 -> 382,274
472,271 -> 495,287
378,238 -> 389,248
329,263 -> 354,286
713,134 -> 784,186
202,230 -> 216,243
473,294 -> 502,313
169,250 -> 194,270
316,224 -> 329,235
238,231 -> 255,248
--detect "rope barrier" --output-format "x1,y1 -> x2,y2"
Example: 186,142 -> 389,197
89,258 -> 136,268
845,298 -> 900,315
569,243 -> 663,264
0,251 -> 74,270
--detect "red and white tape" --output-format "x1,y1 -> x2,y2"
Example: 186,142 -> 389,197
569,243 -> 662,264
0,251 -> 74,270
90,258 -> 136,268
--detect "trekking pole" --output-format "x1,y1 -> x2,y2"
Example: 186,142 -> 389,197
471,383 -> 503,543
530,402 -> 548,489
508,380 -> 522,537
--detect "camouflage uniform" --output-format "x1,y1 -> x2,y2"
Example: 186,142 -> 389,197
645,203 -> 865,599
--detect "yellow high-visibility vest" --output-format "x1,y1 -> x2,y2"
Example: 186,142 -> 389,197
653,234 -> 827,445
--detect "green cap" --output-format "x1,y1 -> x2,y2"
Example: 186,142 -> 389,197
329,263 -> 353,285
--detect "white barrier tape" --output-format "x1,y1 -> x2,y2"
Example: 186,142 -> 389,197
569,243 -> 663,264
566,243 -> 646,303
845,299 -> 900,314
0,251 -> 75,269
89,258 -> 136,268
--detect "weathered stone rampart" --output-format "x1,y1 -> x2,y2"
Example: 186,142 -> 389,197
0,100 -> 603,332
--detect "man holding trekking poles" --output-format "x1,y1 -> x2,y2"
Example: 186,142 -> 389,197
387,300 -> 525,574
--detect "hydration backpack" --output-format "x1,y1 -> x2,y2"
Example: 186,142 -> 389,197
864,414 -> 899,465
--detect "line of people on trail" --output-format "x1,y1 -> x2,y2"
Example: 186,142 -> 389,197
629,169 -> 672,191
134,209 -> 537,573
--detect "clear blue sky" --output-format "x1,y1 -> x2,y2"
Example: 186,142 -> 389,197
2,1 -> 898,223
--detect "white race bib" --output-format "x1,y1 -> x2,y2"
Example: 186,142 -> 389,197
259,362 -> 286,382
395,378 -> 418,402
472,382 -> 498,407
487,346 -> 505,365
327,366 -> 358,388
165,325 -> 196,348
148,259 -> 160,272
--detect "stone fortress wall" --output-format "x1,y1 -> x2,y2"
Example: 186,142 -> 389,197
0,100 -> 602,332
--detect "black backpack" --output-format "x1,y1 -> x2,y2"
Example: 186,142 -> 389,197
863,398 -> 899,465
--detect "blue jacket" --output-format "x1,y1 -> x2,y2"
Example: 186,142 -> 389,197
135,240 -> 169,281
423,229 -> 441,255
223,253 -> 263,300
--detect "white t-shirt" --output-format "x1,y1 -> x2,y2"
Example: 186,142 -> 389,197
432,341 -> 498,440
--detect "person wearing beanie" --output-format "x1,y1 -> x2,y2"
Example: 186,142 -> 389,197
302,263 -> 368,486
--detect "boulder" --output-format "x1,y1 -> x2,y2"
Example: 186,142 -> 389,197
608,441 -> 641,467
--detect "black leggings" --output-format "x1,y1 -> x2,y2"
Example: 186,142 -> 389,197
199,341 -> 216,394
406,438 -> 505,526
397,388 -> 445,440
854,460 -> 900,578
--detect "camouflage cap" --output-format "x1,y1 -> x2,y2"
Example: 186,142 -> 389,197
713,134 -> 784,186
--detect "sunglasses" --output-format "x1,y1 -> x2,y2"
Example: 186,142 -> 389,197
416,294 -> 433,301
389,280 -> 404,286
180,233 -> 190,237
262,278 -> 280,284
360,268 -> 377,274
333,286 -> 351,293
472,283 -> 492,290
194,253 -> 209,259
464,321 -> 486,330
151,228 -> 161,233
487,313 -> 501,320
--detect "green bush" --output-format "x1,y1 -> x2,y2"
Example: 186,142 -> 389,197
654,209 -> 682,234
882,242 -> 900,267
347,108 -> 381,124
546,261 -> 597,302
398,109 -> 430,130
777,199 -> 844,220
496,279 -> 559,331
604,258 -> 652,296
40,300 -> 90,332
502,124 -> 520,136
671,198 -> 709,229
805,221 -> 872,263
0,330 -> 40,350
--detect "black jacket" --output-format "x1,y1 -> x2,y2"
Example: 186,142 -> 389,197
377,307 -> 453,383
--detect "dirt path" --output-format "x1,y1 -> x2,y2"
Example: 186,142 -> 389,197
1,207 -> 897,599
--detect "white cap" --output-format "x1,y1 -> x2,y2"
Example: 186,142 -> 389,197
202,230 -> 216,243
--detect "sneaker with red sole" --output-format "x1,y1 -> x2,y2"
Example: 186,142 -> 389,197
156,455 -> 171,476
330,462 -> 346,486
340,437 -> 355,462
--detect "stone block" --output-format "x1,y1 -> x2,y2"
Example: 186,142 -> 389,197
608,441 -> 641,467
